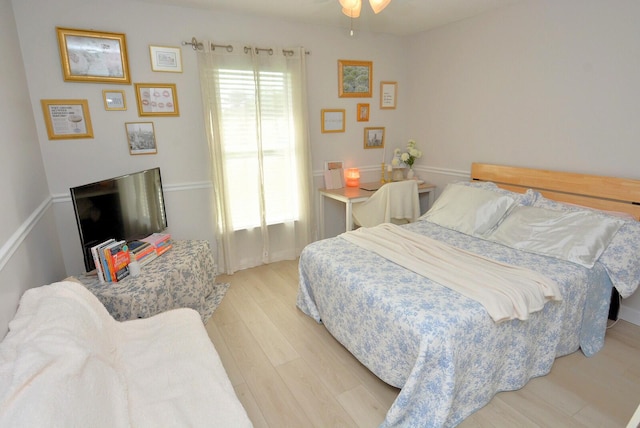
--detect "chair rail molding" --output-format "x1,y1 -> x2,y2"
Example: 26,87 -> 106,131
313,165 -> 469,179
0,196 -> 52,271
52,181 -> 213,204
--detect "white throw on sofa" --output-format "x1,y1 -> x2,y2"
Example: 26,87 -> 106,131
0,281 -> 252,427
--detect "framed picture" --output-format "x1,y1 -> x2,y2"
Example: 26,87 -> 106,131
364,127 -> 385,149
357,103 -> 370,122
323,161 -> 344,189
40,99 -> 94,140
103,90 -> 126,110
338,59 -> 372,98
134,83 -> 179,116
380,81 -> 397,109
56,27 -> 130,84
321,109 -> 345,133
324,160 -> 344,170
149,45 -> 183,73
125,122 -> 157,155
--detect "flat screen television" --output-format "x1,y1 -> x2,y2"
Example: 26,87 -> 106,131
70,167 -> 168,272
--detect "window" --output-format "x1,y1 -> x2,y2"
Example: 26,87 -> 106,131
215,68 -> 300,230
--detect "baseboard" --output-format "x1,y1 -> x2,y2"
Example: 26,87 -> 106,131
620,305 -> 640,327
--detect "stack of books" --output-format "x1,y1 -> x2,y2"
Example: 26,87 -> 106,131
141,232 -> 172,256
90,239 -> 131,284
127,240 -> 158,267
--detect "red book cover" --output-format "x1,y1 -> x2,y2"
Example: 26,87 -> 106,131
156,243 -> 173,256
134,245 -> 156,260
107,241 -> 131,282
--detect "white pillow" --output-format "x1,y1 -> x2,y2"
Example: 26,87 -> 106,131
422,183 -> 517,236
455,181 -> 540,206
489,205 -> 624,268
533,195 -> 640,296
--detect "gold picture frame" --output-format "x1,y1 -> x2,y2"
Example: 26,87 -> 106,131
103,90 -> 127,110
364,127 -> 385,149
380,81 -> 397,109
134,83 -> 180,116
321,109 -> 345,133
338,59 -> 372,98
357,103 -> 370,122
41,99 -> 94,140
125,122 -> 157,155
56,27 -> 130,84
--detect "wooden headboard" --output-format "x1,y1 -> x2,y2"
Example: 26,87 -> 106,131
471,163 -> 640,220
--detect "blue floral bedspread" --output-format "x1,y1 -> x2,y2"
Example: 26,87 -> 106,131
296,220 -> 612,427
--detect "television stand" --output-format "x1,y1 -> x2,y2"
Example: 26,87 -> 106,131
77,240 -> 223,323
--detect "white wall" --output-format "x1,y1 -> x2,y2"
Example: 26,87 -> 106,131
406,0 -> 640,323
408,0 -> 640,176
11,0 -> 408,275
0,0 -> 66,337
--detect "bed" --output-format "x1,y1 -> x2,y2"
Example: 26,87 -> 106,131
297,163 -> 640,427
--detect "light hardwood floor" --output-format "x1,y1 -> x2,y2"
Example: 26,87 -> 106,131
206,260 -> 640,428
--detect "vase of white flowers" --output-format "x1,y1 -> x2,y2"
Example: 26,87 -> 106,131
399,139 -> 422,179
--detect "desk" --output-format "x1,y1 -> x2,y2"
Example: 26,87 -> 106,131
78,240 -> 224,323
319,181 -> 436,237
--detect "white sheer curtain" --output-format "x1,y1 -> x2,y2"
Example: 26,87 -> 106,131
197,43 -> 315,274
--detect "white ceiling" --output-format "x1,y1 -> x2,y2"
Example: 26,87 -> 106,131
137,0 -> 522,36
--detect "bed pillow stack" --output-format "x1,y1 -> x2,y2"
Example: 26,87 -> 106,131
530,196 -> 640,298
422,183 -> 639,298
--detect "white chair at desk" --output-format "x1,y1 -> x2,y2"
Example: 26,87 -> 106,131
352,180 -> 420,228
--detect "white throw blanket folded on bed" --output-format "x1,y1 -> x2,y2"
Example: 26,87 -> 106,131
341,223 -> 562,322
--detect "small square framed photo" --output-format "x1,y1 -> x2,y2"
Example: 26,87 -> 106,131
149,45 -> 182,73
321,109 -> 345,133
103,90 -> 126,110
357,103 -> 369,122
338,59 -> 372,98
125,122 -> 157,155
135,83 -> 179,116
364,127 -> 385,149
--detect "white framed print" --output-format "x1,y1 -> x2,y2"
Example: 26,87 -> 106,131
103,90 -> 126,110
149,45 -> 183,72
380,81 -> 397,109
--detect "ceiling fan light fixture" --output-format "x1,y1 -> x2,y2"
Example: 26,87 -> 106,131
342,4 -> 361,17
340,0 -> 361,18
339,0 -> 359,9
369,0 -> 391,14
338,0 -> 390,18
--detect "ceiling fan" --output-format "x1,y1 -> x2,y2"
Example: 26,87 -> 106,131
339,0 -> 391,18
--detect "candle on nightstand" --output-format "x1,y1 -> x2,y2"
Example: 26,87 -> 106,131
387,164 -> 392,172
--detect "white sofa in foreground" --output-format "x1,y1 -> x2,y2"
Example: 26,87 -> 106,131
0,281 -> 252,427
